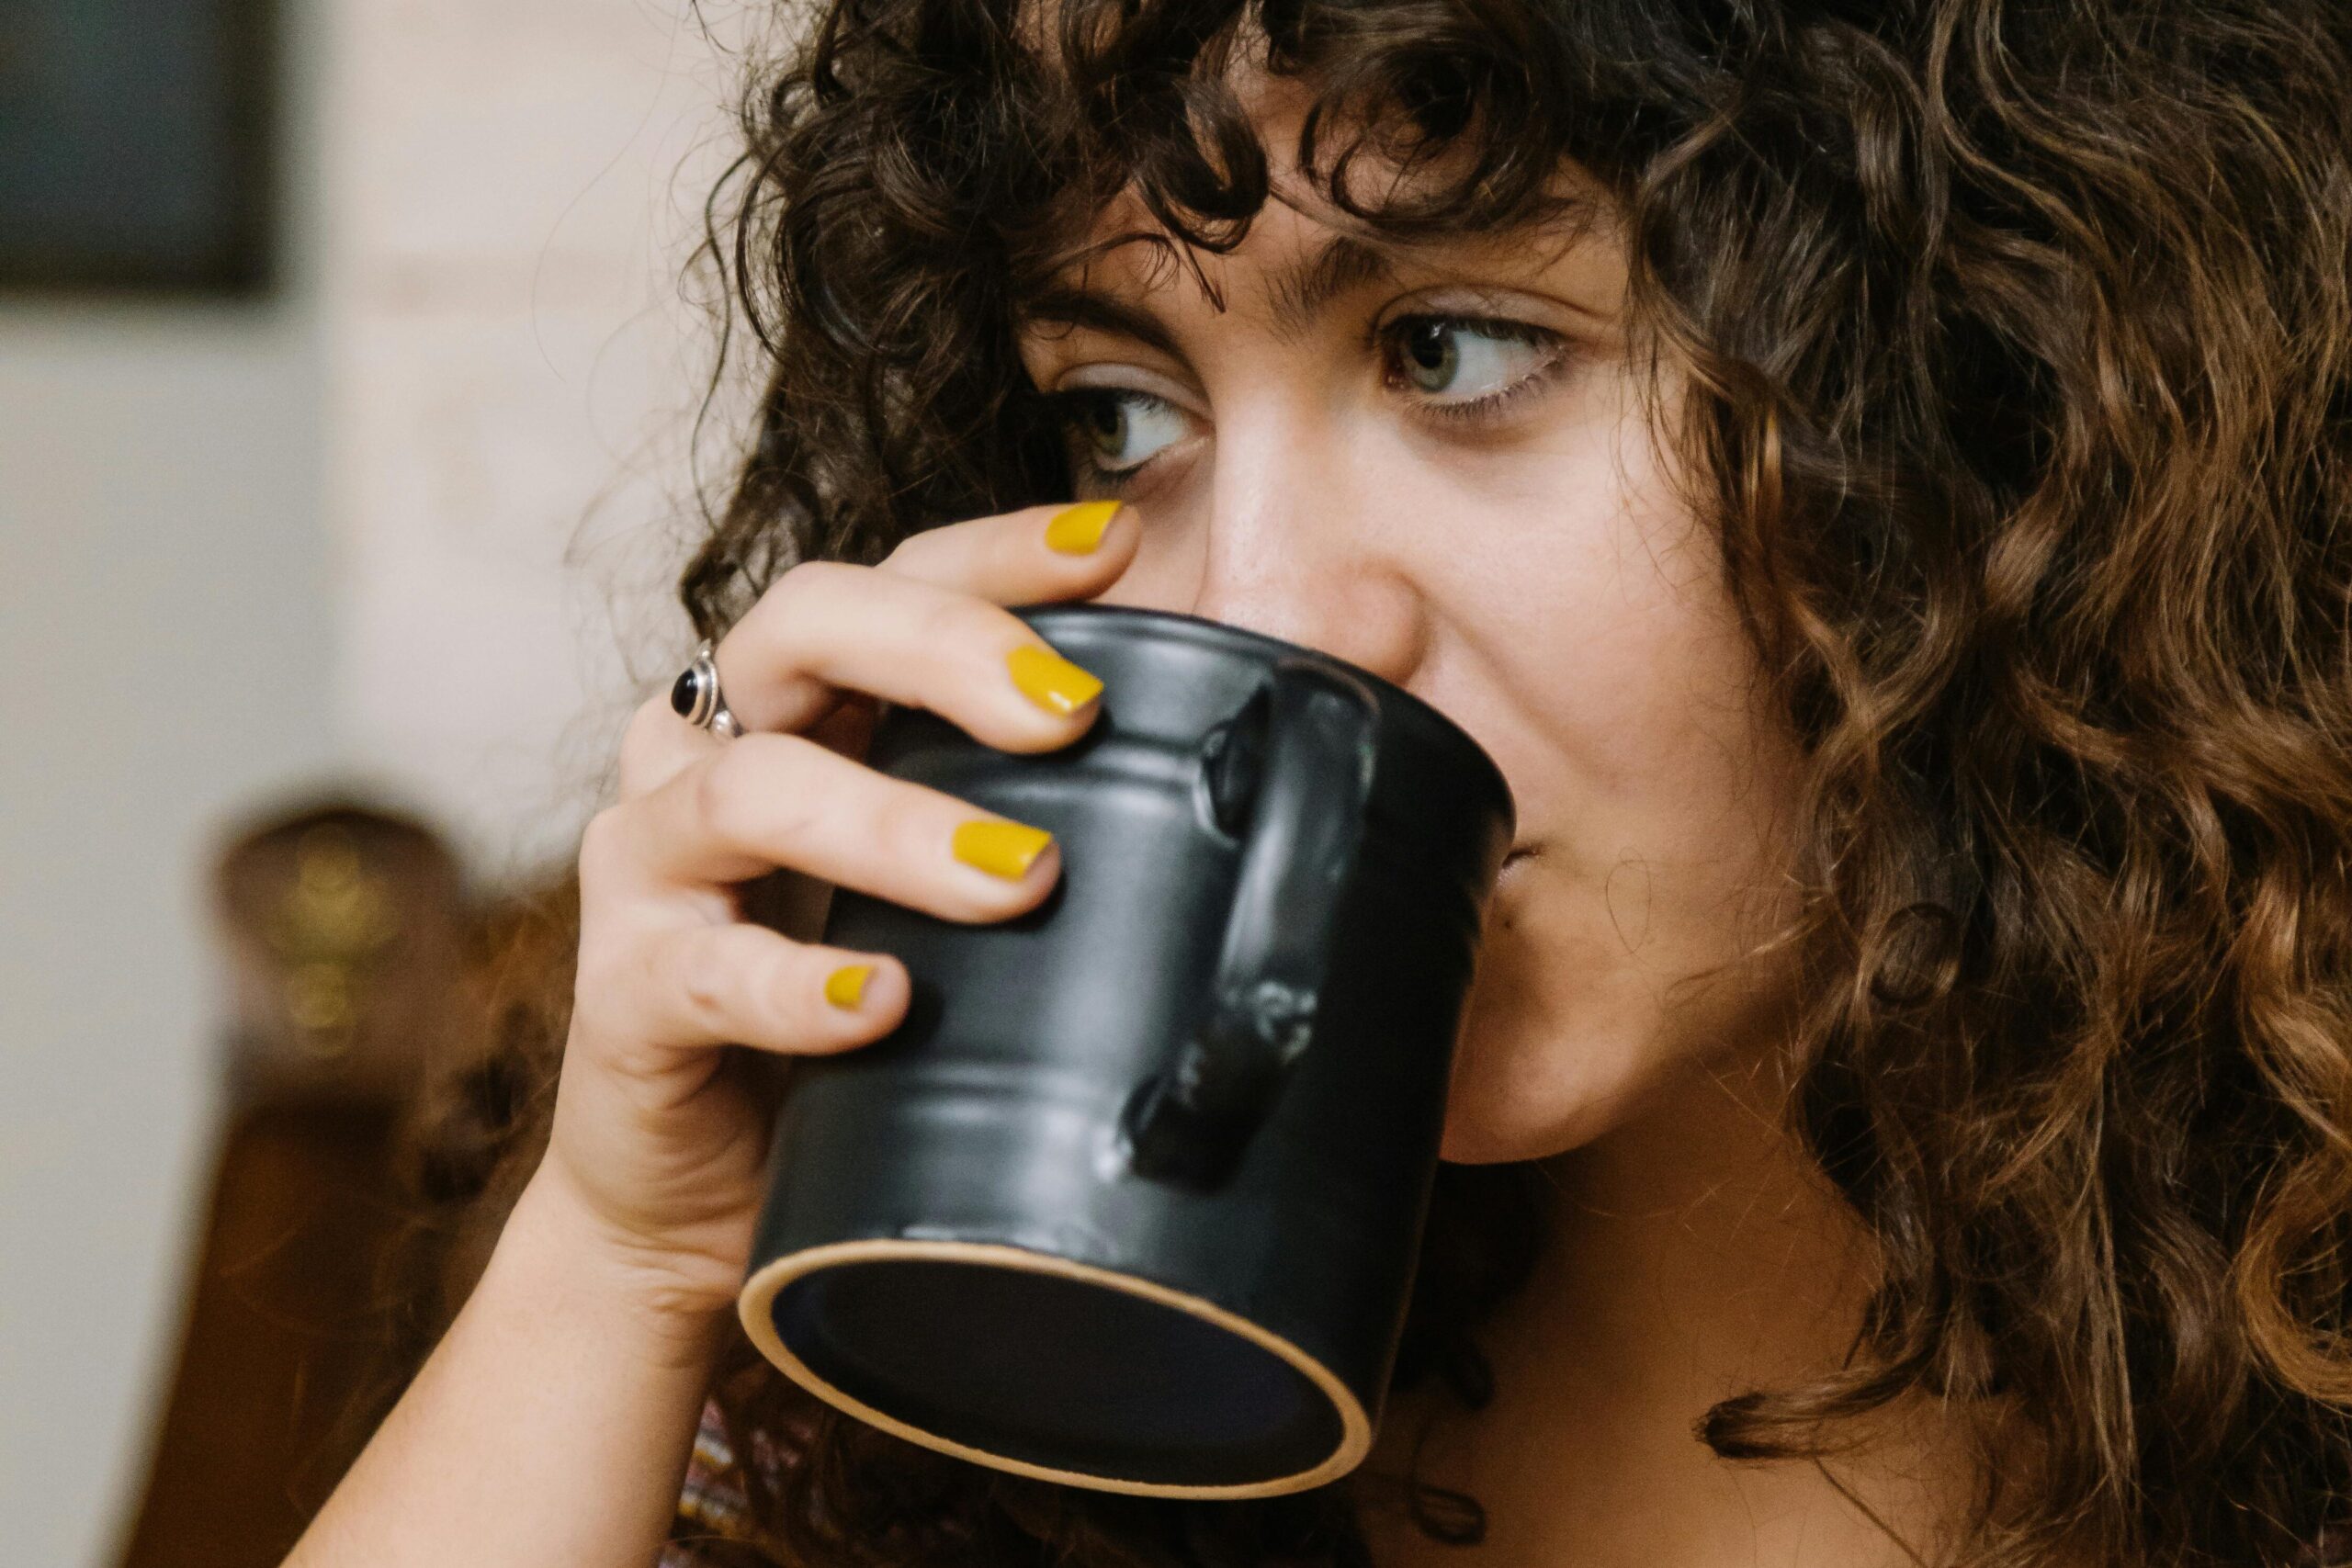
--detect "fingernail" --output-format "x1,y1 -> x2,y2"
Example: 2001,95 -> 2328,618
1005,643 -> 1105,716
1045,500 -> 1124,554
824,964 -> 874,1009
953,818 -> 1054,880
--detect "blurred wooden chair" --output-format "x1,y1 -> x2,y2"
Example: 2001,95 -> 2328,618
109,794 -> 572,1568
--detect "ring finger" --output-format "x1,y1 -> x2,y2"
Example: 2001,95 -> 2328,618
595,728 -> 1061,919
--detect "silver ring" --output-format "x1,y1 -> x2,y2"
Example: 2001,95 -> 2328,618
669,637 -> 741,739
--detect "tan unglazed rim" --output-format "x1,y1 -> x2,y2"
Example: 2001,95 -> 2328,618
737,1238 -> 1373,1499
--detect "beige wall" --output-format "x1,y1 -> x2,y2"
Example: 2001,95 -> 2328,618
0,298 -> 336,1568
0,0 -> 760,1559
322,0 -> 755,881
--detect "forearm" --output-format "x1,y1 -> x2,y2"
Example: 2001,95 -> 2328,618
283,1167 -> 730,1568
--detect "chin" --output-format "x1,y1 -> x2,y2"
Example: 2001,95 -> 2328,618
1433,977 -> 1690,1167
1435,1120 -> 1551,1166
1436,1099 -> 1617,1165
1432,1048 -> 1646,1165
1433,840 -> 1772,1168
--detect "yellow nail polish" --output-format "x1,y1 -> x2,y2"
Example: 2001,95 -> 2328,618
1006,643 -> 1105,716
953,818 -> 1055,880
824,964 -> 874,1009
1045,499 -> 1124,554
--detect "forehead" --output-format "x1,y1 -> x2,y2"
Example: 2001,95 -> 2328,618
1005,10 -> 1617,315
1031,164 -> 1614,334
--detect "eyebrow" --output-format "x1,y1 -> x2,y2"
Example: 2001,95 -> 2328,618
1017,231 -> 1406,356
1265,232 -> 1403,340
1016,200 -> 1600,359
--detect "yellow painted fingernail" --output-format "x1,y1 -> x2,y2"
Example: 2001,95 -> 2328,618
824,964 -> 874,1009
953,818 -> 1055,880
1006,643 -> 1105,716
1045,499 -> 1124,553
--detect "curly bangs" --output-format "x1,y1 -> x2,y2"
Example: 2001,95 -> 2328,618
641,2 -> 2352,1565
686,0 -> 1680,587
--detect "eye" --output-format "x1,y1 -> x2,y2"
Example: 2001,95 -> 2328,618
1053,388 -> 1190,477
1379,315 -> 1566,411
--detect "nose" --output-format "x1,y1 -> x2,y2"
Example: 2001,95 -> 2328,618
1153,399 -> 1430,693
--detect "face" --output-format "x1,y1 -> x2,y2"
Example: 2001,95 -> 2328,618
1013,75 -> 1810,1164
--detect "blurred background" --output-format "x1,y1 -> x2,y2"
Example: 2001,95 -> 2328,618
0,0 -> 770,1559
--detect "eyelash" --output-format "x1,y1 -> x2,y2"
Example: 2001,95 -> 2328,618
1374,313 -> 1571,423
1044,312 -> 1572,488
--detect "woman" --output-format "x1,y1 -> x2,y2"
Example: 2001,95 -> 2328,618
283,1 -> 2352,1564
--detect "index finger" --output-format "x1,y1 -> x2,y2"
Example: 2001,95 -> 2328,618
877,498 -> 1136,601
711,498 -> 1137,737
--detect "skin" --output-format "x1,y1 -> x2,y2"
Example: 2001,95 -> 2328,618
281,68 -> 1975,1568
1025,80 -> 1973,1567
1023,128 -> 1806,1171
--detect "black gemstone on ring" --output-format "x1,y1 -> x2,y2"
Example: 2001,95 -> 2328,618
670,669 -> 701,718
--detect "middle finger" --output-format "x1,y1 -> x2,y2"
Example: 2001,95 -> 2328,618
604,728 -> 1062,916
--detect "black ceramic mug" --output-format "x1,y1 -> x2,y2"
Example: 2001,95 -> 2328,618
737,602 -> 1515,1499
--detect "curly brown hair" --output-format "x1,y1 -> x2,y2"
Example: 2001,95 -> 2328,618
422,1 -> 2352,1564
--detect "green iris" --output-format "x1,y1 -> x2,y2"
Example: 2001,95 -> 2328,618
1399,320 -> 1460,392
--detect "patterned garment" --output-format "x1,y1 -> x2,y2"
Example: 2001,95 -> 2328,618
655,1394 -> 775,1566
648,1388 -> 2352,1568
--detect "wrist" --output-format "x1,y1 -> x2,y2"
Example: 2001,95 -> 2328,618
504,1161 -> 741,1372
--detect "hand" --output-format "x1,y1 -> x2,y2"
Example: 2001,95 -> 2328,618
531,500 -> 1139,1332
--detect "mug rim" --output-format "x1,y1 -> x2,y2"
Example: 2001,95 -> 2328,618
1013,601 -> 1517,835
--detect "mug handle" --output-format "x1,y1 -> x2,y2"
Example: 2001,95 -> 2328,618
1114,660 -> 1381,1190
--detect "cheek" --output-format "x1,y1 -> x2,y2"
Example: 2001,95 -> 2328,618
1435,600 -> 1809,1162
1408,395 -> 1808,1163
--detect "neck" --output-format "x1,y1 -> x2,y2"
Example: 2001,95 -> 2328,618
1363,1051 -> 1977,1568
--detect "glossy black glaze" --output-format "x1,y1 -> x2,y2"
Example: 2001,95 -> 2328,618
739,603 -> 1516,1497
